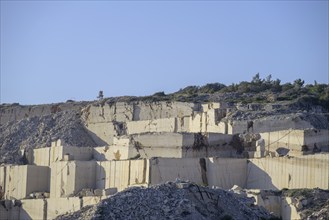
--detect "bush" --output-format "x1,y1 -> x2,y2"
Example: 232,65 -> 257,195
153,91 -> 166,96
177,86 -> 199,95
199,83 -> 226,94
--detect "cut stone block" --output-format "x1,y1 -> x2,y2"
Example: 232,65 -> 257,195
50,146 -> 93,162
32,147 -> 51,166
47,197 -> 81,220
20,199 -> 45,220
103,188 -> 118,196
93,145 -> 139,161
247,155 -> 329,190
127,118 -> 177,134
50,161 -> 96,198
131,132 -> 194,148
4,165 -> 50,200
95,159 -> 149,192
32,146 -> 93,167
82,196 -> 102,208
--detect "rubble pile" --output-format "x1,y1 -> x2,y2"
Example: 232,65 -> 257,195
56,181 -> 275,220
0,110 -> 97,164
283,188 -> 329,220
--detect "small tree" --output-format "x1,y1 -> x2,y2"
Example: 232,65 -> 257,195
251,73 -> 262,84
293,79 -> 305,89
97,90 -> 104,100
265,74 -> 272,83
271,79 -> 282,92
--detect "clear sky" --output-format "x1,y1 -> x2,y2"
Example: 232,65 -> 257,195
1,1 -> 328,105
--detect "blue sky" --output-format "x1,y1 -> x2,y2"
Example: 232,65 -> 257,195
1,1 -> 328,104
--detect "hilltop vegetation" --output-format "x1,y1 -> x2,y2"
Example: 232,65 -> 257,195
175,74 -> 328,108
103,74 -> 329,111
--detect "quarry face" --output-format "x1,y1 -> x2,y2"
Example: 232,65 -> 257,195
0,100 -> 328,220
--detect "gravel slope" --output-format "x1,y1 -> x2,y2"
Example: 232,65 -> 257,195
0,110 -> 97,164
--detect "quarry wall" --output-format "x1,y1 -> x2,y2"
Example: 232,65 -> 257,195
96,159 -> 148,192
260,129 -> 329,153
28,132 -> 236,165
1,153 -> 329,220
2,101 -> 325,149
2,148 -> 328,203
247,154 -> 329,190
3,165 -> 49,200
81,101 -> 324,147
228,117 -> 315,135
50,161 -> 96,198
82,102 -> 200,145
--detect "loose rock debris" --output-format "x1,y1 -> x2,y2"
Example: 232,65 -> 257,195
283,188 -> 329,220
56,180 -> 275,220
0,110 -> 97,164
